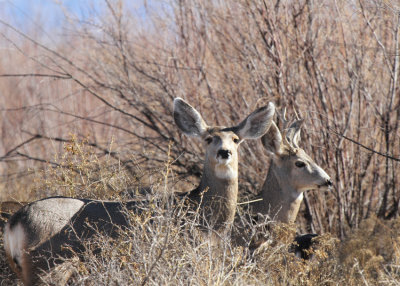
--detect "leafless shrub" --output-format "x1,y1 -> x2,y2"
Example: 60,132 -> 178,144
1,0 -> 400,284
0,135 -> 397,285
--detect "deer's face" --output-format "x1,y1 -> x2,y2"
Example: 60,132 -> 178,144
262,120 -> 333,194
274,148 -> 332,193
202,128 -> 241,180
173,97 -> 275,181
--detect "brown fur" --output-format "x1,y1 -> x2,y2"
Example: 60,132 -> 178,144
253,121 -> 332,224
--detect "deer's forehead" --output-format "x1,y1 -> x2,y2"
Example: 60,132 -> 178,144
280,148 -> 311,161
203,127 -> 237,138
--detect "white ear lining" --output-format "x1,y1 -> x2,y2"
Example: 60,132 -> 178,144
173,98 -> 208,137
234,102 -> 275,140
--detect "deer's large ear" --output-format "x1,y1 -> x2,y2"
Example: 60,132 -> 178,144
173,98 -> 208,137
232,102 -> 275,140
286,120 -> 303,149
261,121 -> 282,155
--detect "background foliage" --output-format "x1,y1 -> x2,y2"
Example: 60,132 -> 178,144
0,0 -> 400,284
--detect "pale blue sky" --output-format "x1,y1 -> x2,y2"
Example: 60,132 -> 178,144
0,0 -> 154,33
1,0 -> 89,27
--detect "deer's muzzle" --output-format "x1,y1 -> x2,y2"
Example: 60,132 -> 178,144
217,149 -> 232,159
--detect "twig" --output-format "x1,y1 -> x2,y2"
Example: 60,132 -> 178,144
237,198 -> 263,206
330,128 -> 400,162
0,73 -> 71,79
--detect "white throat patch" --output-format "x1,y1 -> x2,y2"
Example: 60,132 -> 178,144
215,164 -> 237,180
217,156 -> 232,165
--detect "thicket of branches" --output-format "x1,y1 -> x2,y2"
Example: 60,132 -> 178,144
0,0 -> 399,240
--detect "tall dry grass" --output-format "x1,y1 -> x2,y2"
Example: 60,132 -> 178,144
0,0 -> 400,284
0,137 -> 398,285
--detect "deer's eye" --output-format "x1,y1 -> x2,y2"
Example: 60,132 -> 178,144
205,137 -> 213,144
233,137 -> 240,144
295,161 -> 306,168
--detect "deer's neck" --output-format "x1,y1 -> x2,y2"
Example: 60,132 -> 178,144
253,161 -> 303,223
191,162 -> 238,229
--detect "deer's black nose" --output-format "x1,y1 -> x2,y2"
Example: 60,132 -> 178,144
217,149 -> 231,159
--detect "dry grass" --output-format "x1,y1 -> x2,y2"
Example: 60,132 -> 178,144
0,0 -> 399,235
0,138 -> 398,285
0,0 -> 400,284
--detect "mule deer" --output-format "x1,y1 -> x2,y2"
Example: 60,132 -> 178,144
253,117 -> 332,223
174,98 -> 275,231
4,197 -> 143,285
3,98 -> 275,285
237,115 -> 332,253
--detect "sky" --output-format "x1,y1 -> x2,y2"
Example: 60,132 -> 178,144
1,0 -> 90,28
0,0 -> 154,33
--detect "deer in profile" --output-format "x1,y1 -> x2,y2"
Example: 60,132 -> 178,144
253,117 -> 332,223
237,112 -> 332,255
3,98 -> 275,285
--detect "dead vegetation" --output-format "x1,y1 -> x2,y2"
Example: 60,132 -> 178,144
0,0 -> 400,284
